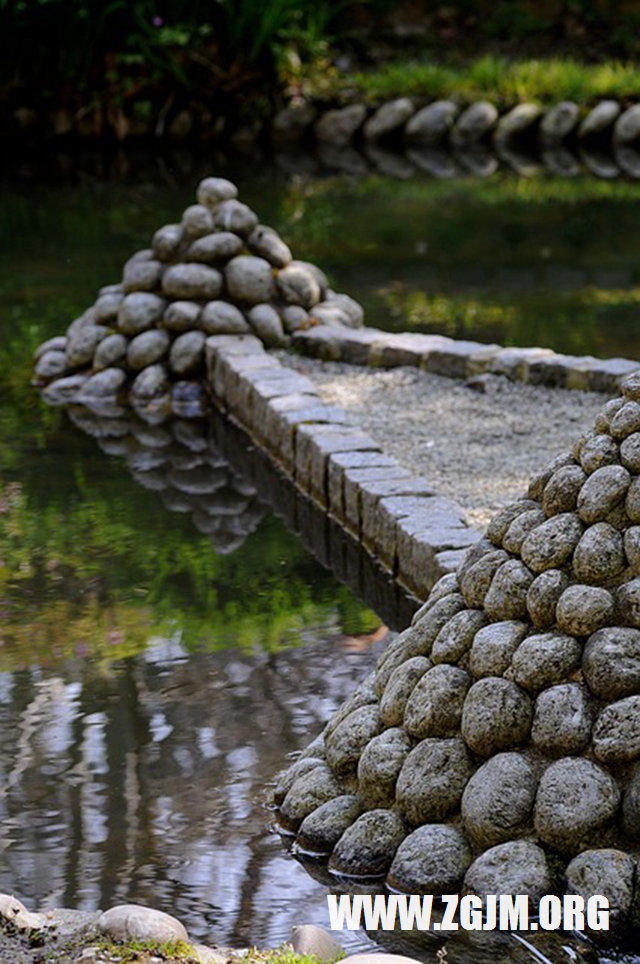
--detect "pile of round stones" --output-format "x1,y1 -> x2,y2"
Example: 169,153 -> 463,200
32,176 -> 363,413
275,372 -> 640,924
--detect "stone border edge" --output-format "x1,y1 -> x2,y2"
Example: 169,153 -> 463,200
291,325 -> 639,394
206,333 -> 480,601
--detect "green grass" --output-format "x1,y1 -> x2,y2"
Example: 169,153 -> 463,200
329,55 -> 640,107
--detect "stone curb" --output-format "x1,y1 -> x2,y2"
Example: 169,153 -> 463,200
291,326 -> 639,394
205,334 -> 480,598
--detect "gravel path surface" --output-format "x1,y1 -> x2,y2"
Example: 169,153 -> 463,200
281,356 -> 608,531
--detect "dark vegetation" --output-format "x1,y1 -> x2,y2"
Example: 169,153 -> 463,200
2,1 -> 640,141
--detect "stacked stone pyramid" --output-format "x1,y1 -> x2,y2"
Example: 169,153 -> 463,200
275,374 -> 640,922
32,176 -> 363,411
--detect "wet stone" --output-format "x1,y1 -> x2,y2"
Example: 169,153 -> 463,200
580,433 -> 619,474
98,905 -> 188,944
526,569 -> 569,629
583,626 -> 640,699
387,825 -> 472,893
461,677 -> 533,756
431,608 -> 488,663
531,683 -> 594,756
556,584 -> 615,636
273,757 -> 326,805
542,465 -> 587,516
126,329 -> 170,370
395,738 -> 474,824
534,757 -> 620,853
464,841 -> 552,901
565,849 -> 636,922
592,695 -> 640,764
509,632 -> 582,692
329,810 -> 406,878
379,656 -> 431,727
461,752 -> 537,848
356,728 -> 411,809
520,512 -> 583,573
161,264 -> 223,301
279,765 -> 342,831
468,620 -> 528,678
296,795 -> 363,856
325,705 -> 381,779
577,465 -> 631,524
483,559 -> 535,620
403,664 -> 471,738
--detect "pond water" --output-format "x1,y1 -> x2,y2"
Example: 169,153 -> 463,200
1,148 -> 640,963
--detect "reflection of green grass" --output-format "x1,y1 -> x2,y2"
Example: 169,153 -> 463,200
332,55 -> 640,106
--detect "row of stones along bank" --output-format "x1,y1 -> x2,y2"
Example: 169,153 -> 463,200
292,326 -> 639,394
206,334 -> 480,599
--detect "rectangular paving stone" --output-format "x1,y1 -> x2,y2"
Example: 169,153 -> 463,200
343,465 -> 414,535
422,340 -> 500,378
291,327 -> 342,361
369,333 -> 452,369
327,450 -> 400,522
359,476 -> 436,546
296,423 -> 381,501
489,346 -> 555,381
527,354 -> 597,389
265,402 -> 352,472
587,357 -> 640,394
337,329 -> 382,365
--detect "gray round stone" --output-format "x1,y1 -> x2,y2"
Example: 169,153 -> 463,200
539,101 -> 580,143
534,757 -> 620,853
509,632 -> 582,692
486,501 -> 538,546
520,512 -> 584,572
468,620 -> 528,678
325,705 -> 381,779
118,292 -> 166,334
624,526 -> 640,573
572,522 -> 625,584
181,203 -> 214,238
169,331 -> 206,375
380,656 -> 431,727
151,223 -> 183,261
163,300 -> 202,332
94,291 -> 124,324
502,509 -> 546,553
279,765 -> 342,831
329,810 -> 406,877
79,367 -> 127,397
528,453 -> 574,502
98,904 -> 188,944
94,333 -> 128,369
577,465 -> 631,524
122,258 -> 163,293
213,199 -> 258,236
583,626 -> 640,699
484,560 -> 535,620
296,795 -> 363,856
526,569 -> 569,629
196,177 -> 238,207
413,572 -> 459,622
356,728 -> 411,808
451,101 -> 498,146
130,363 -> 168,399
556,584 -> 614,636
617,577 -> 640,627
186,231 -> 244,264
542,465 -> 587,516
273,756 -> 325,805
200,300 -> 249,335
461,677 -> 533,756
277,263 -> 322,309
387,825 -> 472,893
459,549 -> 509,608
565,849 -> 635,922
247,225 -> 292,268
403,664 -> 471,738
66,324 -> 108,368
395,738 -> 474,824
34,350 -> 67,380
431,608 -> 488,663
315,103 -> 367,145
531,683 -> 594,756
621,371 -> 640,401
622,761 -> 640,838
461,752 -> 537,848
225,255 -> 275,303
620,433 -> 640,473
363,98 -> 414,142
127,329 -> 170,370
247,303 -> 287,347
405,100 -> 459,144
592,696 -> 640,764
580,433 -> 619,474
464,841 -> 552,901
610,400 -> 640,439
280,304 -> 310,333
161,264 -> 223,300
627,477 -> 640,523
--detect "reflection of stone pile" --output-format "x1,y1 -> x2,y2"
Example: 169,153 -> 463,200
66,404 -> 266,555
275,372 -> 640,922
32,175 -> 363,411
